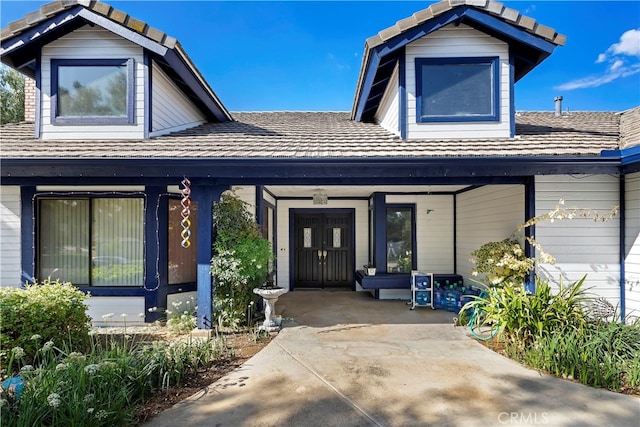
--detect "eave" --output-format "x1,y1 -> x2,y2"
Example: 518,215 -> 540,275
0,156 -> 621,187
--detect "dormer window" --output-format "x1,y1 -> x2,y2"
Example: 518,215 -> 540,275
415,56 -> 499,123
51,58 -> 135,125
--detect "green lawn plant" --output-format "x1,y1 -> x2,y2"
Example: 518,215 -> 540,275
1,333 -> 231,426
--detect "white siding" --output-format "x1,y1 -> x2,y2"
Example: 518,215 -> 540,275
276,200 -> 369,291
625,172 -> 640,319
232,186 -> 257,219
535,175 -> 620,304
375,63 -> 401,136
0,187 -> 21,287
405,24 -> 511,139
386,194 -> 455,273
41,25 -> 145,139
87,297 -> 145,326
456,185 -> 525,285
150,61 -> 206,136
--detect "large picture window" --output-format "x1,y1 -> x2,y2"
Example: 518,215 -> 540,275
51,58 -> 135,124
38,197 -> 144,286
168,198 -> 198,285
386,206 -> 415,273
416,57 -> 499,122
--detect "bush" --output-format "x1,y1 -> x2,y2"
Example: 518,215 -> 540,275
211,191 -> 273,329
0,279 -> 91,373
461,275 -> 591,346
512,316 -> 640,393
1,334 -> 231,426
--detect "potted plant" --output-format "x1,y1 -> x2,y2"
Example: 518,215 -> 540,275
364,264 -> 376,276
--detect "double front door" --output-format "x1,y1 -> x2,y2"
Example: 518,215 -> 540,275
293,211 -> 353,288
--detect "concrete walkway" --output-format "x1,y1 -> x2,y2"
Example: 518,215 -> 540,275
146,290 -> 640,427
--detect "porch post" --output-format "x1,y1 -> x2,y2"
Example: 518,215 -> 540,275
372,192 -> 387,273
193,184 -> 227,329
144,188 -> 167,323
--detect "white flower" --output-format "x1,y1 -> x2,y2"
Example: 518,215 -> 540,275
30,334 -> 42,341
88,329 -> 98,336
138,312 -> 145,318
55,363 -> 69,371
102,313 -> 114,320
120,313 -> 127,318
41,341 -> 54,352
83,393 -> 95,403
87,407 -> 95,414
47,393 -> 61,408
11,347 -> 25,358
95,409 -> 108,420
84,364 -> 99,375
20,365 -> 33,372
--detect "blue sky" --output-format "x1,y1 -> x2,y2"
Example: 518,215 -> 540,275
2,1 -> 639,112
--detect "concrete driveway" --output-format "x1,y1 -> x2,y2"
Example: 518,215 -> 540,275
146,290 -> 640,427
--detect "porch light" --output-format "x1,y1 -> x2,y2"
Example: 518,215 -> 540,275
313,188 -> 328,205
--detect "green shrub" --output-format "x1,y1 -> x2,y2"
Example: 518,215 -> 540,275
211,191 -> 273,329
0,279 -> 91,374
1,334 -> 231,427
461,275 -> 591,346
511,316 -> 640,393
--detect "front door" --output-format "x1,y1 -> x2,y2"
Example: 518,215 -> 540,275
293,211 -> 353,288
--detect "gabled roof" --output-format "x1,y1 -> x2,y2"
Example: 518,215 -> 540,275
0,0 -> 231,122
0,111 -> 621,159
352,0 -> 567,122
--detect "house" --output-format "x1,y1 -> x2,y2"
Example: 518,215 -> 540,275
1,0 -> 638,328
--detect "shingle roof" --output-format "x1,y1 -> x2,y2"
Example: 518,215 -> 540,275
0,111 -> 622,159
366,0 -> 566,50
0,0 -> 175,47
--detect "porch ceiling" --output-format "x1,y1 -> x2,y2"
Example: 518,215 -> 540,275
264,184 -> 469,198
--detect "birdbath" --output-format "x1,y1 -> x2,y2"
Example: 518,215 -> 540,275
253,286 -> 288,332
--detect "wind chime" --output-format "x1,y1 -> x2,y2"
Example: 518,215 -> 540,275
180,177 -> 192,248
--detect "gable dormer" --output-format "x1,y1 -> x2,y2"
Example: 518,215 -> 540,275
351,0 -> 566,140
1,0 -> 231,140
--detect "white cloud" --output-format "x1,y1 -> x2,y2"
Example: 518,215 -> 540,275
556,28 -> 640,90
610,29 -> 640,57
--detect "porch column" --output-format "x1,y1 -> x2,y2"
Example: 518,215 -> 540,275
372,192 -> 387,273
193,184 -> 228,329
144,188 -> 167,323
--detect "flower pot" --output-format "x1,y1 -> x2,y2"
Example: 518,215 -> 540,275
364,266 -> 376,276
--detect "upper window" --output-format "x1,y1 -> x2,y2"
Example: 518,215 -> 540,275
51,58 -> 135,125
415,57 -> 499,123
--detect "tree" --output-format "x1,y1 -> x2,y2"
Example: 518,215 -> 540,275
0,64 -> 25,125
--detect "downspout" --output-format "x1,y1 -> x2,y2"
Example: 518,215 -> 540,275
524,177 -> 536,293
619,175 -> 626,321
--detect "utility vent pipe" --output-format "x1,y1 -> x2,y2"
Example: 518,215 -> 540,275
554,96 -> 563,117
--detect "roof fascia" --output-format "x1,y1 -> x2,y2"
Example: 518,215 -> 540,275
353,6 -> 558,121
0,156 -> 621,185
602,145 -> 640,173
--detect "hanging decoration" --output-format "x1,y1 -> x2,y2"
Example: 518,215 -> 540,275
180,177 -> 192,248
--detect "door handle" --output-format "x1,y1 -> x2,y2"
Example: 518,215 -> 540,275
323,250 -> 327,260
317,250 -> 322,260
